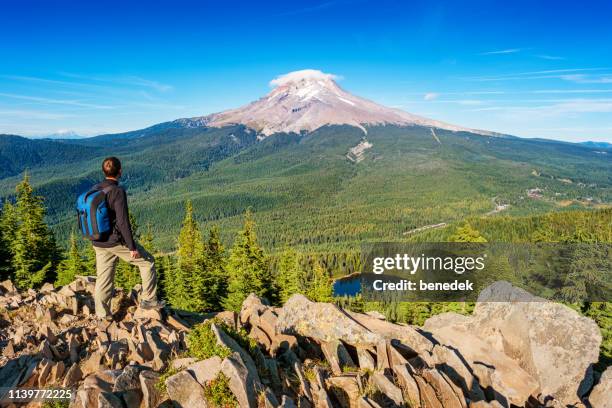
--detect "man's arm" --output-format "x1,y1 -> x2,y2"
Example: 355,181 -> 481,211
114,188 -> 137,252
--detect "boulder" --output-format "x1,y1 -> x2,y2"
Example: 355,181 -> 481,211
392,364 -> 421,408
422,321 -> 539,406
187,356 -> 223,387
356,347 -> 376,371
276,294 -> 382,347
421,368 -> 464,408
140,370 -> 164,408
589,367 -> 611,408
211,322 -> 260,381
113,365 -> 143,407
98,391 -> 124,408
471,281 -> 602,405
293,361 -> 313,401
170,357 -> 197,370
221,352 -> 262,407
371,371 -> 404,406
165,370 -> 209,408
320,340 -> 356,375
348,310 -> 433,355
62,363 -> 83,387
431,344 -> 485,401
415,375 -> 443,408
326,375 -> 361,408
240,293 -> 269,325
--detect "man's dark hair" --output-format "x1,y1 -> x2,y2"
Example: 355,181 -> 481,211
102,157 -> 122,178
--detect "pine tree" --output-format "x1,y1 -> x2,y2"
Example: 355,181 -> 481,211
160,255 -> 176,304
0,201 -> 18,279
12,174 -> 58,289
83,244 -> 97,275
166,200 -> 215,312
202,225 -> 227,311
55,233 -> 86,286
223,211 -> 273,311
306,261 -> 333,302
449,222 -> 487,243
277,248 -> 303,303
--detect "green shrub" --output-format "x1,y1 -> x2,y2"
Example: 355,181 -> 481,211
186,320 -> 231,360
203,373 -> 238,408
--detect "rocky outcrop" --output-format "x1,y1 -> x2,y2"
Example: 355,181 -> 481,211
0,278 -> 605,408
424,281 -> 602,406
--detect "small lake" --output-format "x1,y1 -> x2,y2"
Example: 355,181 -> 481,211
333,274 -> 361,297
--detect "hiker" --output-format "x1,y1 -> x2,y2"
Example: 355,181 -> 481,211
84,157 -> 164,319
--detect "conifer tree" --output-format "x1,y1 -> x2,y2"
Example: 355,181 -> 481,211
83,244 -> 97,275
449,222 -> 487,243
307,262 -> 333,302
223,211 -> 273,311
202,225 -> 227,311
166,200 -> 215,312
160,254 -> 176,304
277,248 -> 303,303
56,233 -> 86,286
0,201 -> 18,279
12,174 -> 57,289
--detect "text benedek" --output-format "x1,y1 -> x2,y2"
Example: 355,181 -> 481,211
372,279 -> 474,291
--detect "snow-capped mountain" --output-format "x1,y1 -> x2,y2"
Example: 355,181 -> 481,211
176,69 -> 495,137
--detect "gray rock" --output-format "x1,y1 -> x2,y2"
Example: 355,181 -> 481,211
421,368 -> 463,408
221,352 -> 263,408
422,319 -> 539,406
371,371 -> 404,406
326,375 -> 361,408
589,367 -> 611,408
356,347 -> 376,371
321,340 -> 356,375
441,280 -> 603,406
140,370 -> 164,408
113,365 -> 143,408
165,370 -> 208,408
431,344 -> 485,401
187,356 -> 223,387
98,391 -> 124,408
392,364 -> 421,408
348,310 -> 433,355
276,294 -> 382,347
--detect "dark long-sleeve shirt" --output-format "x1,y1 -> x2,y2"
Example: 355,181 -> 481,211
91,178 -> 137,250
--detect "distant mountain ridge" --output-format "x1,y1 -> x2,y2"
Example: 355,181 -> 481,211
580,141 -> 612,149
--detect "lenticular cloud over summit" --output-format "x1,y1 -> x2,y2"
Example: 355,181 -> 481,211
269,69 -> 341,87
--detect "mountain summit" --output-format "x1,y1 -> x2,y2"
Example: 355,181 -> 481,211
179,69 -> 494,137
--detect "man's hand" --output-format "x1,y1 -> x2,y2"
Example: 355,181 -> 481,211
130,250 -> 141,259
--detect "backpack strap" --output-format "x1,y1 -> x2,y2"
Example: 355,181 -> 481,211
101,186 -> 114,195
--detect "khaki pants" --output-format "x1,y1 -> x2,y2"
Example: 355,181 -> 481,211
93,244 -> 157,318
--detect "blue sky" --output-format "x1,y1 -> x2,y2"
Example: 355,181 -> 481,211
1,0 -> 611,142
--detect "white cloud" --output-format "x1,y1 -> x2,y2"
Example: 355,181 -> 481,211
560,74 -> 612,84
0,92 -> 113,109
423,92 -> 439,101
535,54 -> 565,60
269,69 -> 340,87
479,48 -> 522,55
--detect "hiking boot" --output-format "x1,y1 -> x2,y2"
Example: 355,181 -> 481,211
139,299 -> 166,310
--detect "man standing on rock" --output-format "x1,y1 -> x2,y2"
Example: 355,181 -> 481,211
91,157 -> 165,320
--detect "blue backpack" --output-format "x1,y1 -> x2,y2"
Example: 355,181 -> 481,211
76,186 -> 113,240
